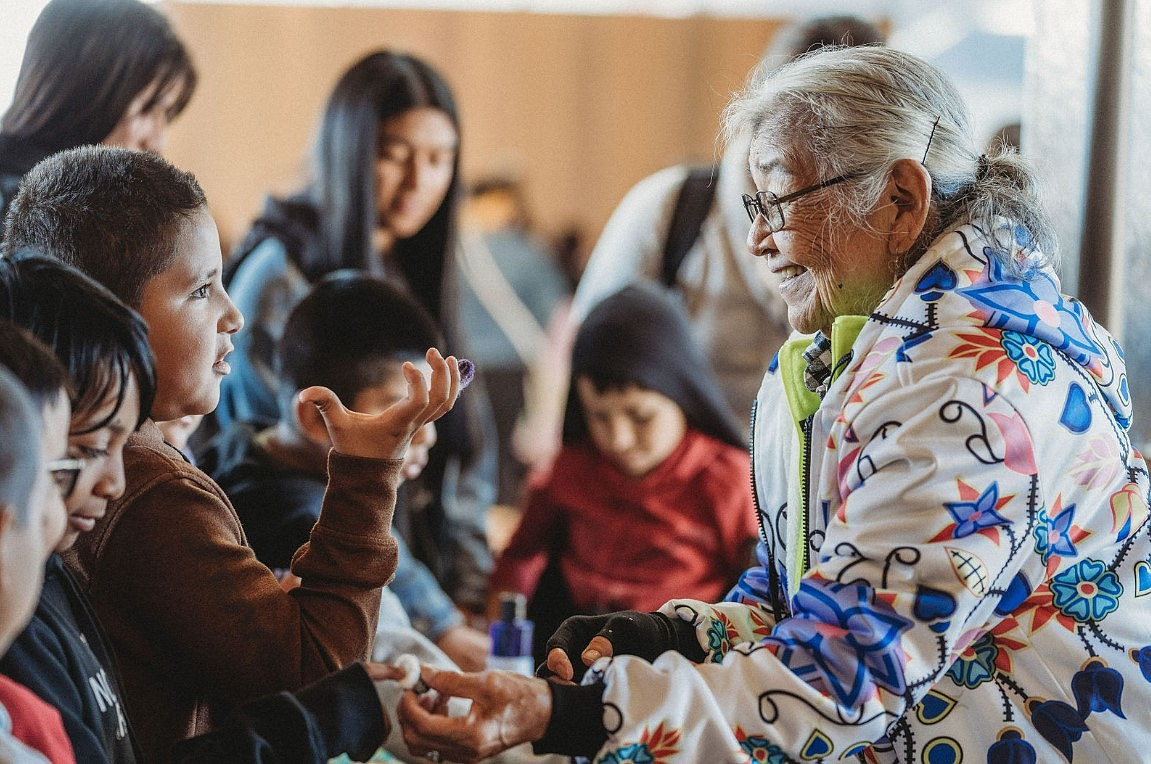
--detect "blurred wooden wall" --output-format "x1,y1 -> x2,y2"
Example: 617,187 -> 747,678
162,3 -> 785,265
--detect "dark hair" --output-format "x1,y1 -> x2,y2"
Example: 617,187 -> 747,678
3,145 -> 208,307
0,362 -> 42,526
767,15 -> 886,61
563,284 -> 745,450
0,318 -> 69,413
1,0 -> 196,154
0,253 -> 156,431
276,271 -> 441,415
300,51 -> 461,323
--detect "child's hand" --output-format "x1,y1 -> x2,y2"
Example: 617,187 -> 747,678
298,347 -> 460,460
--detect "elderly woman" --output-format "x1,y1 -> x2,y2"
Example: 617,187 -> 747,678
397,46 -> 1151,763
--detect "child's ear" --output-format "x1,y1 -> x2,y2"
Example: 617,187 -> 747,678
293,394 -> 332,447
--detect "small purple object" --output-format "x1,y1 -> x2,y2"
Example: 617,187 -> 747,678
457,358 -> 475,389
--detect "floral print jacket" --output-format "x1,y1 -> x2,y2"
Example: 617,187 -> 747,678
585,224 -> 1151,763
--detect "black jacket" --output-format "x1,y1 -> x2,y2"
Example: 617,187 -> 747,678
0,554 -> 140,762
0,554 -> 388,763
171,663 -> 387,764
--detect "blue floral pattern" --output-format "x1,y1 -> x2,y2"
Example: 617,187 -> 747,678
767,579 -> 912,706
946,634 -> 998,689
1001,330 -> 1056,385
1050,559 -> 1122,622
1033,503 -> 1079,564
944,482 -> 1012,538
599,744 -> 654,764
958,254 -> 1103,368
736,733 -> 788,764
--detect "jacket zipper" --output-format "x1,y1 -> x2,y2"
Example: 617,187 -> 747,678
748,399 -> 786,622
798,413 -> 814,578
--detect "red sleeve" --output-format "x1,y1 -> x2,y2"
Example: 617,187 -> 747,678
488,465 -> 564,600
0,676 -> 77,764
701,443 -> 759,579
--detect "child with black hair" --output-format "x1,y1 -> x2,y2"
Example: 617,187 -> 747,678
489,284 -> 758,661
203,272 -> 490,675
0,254 -> 154,762
3,145 -> 460,760
0,319 -> 75,762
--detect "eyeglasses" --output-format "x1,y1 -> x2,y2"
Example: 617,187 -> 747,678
46,457 -> 86,501
741,173 -> 859,231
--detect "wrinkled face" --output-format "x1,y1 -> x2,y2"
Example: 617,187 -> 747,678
576,378 -> 686,478
375,107 -> 458,242
137,207 -> 244,421
58,375 -> 141,552
102,77 -> 186,153
746,133 -> 894,335
352,362 -> 437,483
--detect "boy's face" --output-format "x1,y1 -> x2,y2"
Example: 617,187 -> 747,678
0,391 -> 69,652
351,362 -> 437,483
137,207 -> 243,421
58,375 -> 141,552
576,378 -> 687,478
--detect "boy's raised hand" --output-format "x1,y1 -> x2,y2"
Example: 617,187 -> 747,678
298,347 -> 460,460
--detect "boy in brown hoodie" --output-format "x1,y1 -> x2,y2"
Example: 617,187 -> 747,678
3,145 -> 461,761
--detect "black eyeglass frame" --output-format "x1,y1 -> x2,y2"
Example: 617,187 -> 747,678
46,457 -> 86,500
741,173 -> 861,228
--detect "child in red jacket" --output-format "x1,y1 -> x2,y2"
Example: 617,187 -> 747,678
490,284 -> 758,661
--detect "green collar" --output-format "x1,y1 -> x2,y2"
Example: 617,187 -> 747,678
778,315 -> 869,428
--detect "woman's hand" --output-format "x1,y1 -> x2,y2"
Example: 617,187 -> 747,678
397,666 -> 551,763
541,611 -> 693,682
299,347 -> 460,460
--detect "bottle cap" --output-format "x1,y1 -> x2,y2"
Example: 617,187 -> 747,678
499,591 -> 527,622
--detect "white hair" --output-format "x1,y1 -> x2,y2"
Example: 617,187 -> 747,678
724,45 -> 1057,276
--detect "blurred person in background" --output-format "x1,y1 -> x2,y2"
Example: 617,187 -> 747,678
456,176 -> 570,508
516,16 -> 886,471
0,0 -> 196,216
220,50 -> 497,617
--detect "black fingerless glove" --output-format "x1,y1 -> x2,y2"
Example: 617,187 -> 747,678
539,610 -> 705,681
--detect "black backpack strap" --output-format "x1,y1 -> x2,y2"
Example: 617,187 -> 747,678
661,164 -> 718,286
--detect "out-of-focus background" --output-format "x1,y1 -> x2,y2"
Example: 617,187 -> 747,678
0,0 -> 1032,261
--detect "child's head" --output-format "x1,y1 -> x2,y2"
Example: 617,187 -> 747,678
4,145 -> 243,421
278,271 -> 440,481
0,253 -> 157,552
0,322 -> 72,653
564,284 -> 745,477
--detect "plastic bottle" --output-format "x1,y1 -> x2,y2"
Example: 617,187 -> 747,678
486,592 -> 534,675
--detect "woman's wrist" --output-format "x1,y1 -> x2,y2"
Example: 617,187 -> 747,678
532,680 -> 607,758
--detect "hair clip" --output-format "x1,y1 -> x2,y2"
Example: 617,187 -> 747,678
922,116 -> 941,164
